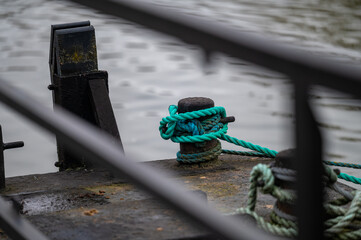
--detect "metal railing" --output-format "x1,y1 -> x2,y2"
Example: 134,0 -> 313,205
0,0 -> 360,239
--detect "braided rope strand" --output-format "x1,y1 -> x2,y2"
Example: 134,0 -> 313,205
324,161 -> 361,169
338,172 -> 361,185
241,163 -> 361,239
237,208 -> 297,238
220,134 -> 277,157
221,149 -> 268,156
176,140 -> 222,163
325,191 -> 361,235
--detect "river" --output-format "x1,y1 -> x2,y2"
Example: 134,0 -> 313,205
0,0 -> 360,188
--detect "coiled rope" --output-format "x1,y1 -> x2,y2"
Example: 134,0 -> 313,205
160,105 -> 276,163
159,105 -> 361,185
237,163 -> 361,239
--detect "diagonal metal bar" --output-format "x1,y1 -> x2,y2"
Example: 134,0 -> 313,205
0,78 -> 282,240
0,196 -> 49,240
69,0 -> 361,98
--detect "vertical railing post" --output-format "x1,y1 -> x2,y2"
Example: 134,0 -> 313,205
294,78 -> 324,240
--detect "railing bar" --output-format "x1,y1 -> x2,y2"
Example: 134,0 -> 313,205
294,79 -> 324,240
0,196 -> 49,240
0,78 -> 283,240
69,0 -> 361,98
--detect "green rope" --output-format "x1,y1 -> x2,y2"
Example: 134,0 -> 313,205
338,172 -> 361,185
245,164 -> 294,212
324,161 -> 361,169
270,211 -> 297,229
237,163 -> 297,238
239,163 -> 361,239
176,140 -> 222,163
220,134 -> 277,157
322,161 -> 361,185
325,191 -> 361,236
325,204 -> 347,217
221,149 -> 268,156
160,104 -> 361,186
160,105 -> 277,163
237,207 -> 297,238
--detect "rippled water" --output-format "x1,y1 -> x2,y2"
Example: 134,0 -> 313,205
0,0 -> 361,188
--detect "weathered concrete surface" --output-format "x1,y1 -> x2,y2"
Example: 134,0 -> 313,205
0,155 -> 354,240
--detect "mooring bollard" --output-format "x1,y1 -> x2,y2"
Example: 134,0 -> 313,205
0,125 -> 24,190
177,97 -> 235,163
177,97 -> 218,162
49,21 -> 123,170
271,150 -> 297,221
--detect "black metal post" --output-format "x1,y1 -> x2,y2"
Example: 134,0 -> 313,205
176,97 -> 235,163
49,22 -> 123,170
177,97 -> 218,163
294,79 -> 324,240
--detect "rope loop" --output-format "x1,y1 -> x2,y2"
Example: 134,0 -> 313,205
160,105 -> 227,143
176,140 -> 222,163
242,163 -> 361,239
250,164 -> 275,194
159,105 -> 276,163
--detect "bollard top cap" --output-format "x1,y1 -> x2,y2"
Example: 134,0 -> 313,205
274,149 -> 296,170
178,97 -> 214,113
